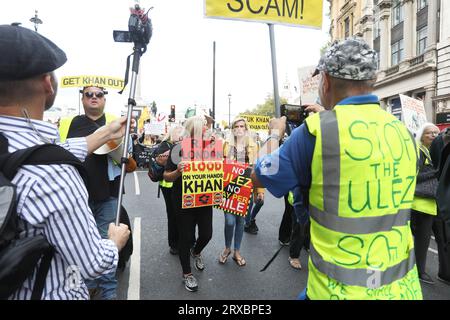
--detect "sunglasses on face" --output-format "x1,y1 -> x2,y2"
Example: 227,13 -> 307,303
84,91 -> 105,99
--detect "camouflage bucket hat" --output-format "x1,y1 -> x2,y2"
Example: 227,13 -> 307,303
312,37 -> 378,81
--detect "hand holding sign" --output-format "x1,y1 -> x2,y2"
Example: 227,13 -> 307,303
177,161 -> 187,173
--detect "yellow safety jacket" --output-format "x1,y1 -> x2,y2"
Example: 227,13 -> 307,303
288,191 -> 294,206
58,113 -> 117,143
159,179 -> 173,188
304,103 -> 422,300
412,144 -> 437,215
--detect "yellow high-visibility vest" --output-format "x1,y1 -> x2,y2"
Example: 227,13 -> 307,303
412,144 -> 437,215
288,191 -> 294,206
304,103 -> 422,300
159,179 -> 173,188
59,113 -> 117,142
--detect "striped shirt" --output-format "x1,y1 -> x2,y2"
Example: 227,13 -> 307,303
0,116 -> 118,300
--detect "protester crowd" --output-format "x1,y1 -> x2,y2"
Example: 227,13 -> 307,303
1,25 -> 450,300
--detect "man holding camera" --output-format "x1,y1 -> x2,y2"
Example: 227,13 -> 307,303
252,37 -> 422,300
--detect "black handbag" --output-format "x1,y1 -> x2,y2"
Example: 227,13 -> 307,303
414,148 -> 438,199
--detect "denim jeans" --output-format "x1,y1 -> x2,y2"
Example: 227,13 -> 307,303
85,197 -> 118,300
224,213 -> 245,250
245,195 -> 264,225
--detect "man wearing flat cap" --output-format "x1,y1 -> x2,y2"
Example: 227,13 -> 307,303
0,25 -> 131,300
251,37 -> 422,300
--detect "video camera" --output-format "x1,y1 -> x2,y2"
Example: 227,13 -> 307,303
280,104 -> 309,135
113,4 -> 152,50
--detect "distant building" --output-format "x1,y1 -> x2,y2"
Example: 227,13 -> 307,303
328,0 -> 449,129
434,0 -> 450,130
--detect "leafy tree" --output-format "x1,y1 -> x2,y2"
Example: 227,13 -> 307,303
242,94 -> 288,117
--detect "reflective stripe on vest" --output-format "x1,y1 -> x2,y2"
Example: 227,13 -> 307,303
305,104 -> 421,300
287,191 -> 294,206
310,245 -> 416,288
309,206 -> 410,234
160,180 -> 173,188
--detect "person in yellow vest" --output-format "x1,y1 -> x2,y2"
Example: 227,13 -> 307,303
59,86 -> 125,300
251,37 -> 422,300
411,123 -> 440,284
155,125 -> 184,255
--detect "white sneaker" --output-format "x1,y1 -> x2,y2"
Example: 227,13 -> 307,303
191,249 -> 205,271
183,274 -> 198,292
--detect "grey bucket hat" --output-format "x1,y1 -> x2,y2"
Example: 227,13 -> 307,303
312,37 -> 378,81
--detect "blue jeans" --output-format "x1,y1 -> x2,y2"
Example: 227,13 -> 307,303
245,195 -> 264,225
297,288 -> 309,300
224,213 -> 245,250
85,197 -> 118,300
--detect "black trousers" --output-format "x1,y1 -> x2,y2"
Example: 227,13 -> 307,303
432,216 -> 450,280
279,195 -> 293,243
289,203 -> 311,258
410,209 -> 434,275
161,186 -> 178,249
176,207 -> 213,274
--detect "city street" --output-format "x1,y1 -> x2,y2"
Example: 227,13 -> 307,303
116,170 -> 450,300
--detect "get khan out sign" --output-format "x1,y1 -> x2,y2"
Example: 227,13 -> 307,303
205,0 -> 323,28
60,75 -> 124,90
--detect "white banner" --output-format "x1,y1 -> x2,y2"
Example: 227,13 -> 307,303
399,94 -> 427,136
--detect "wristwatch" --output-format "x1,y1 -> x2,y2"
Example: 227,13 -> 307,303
265,133 -> 280,143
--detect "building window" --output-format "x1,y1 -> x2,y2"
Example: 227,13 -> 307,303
417,0 -> 427,11
389,97 -> 402,120
344,17 -> 350,39
376,50 -> 380,70
374,19 -> 380,39
391,39 -> 404,66
392,0 -> 404,27
417,26 -> 427,55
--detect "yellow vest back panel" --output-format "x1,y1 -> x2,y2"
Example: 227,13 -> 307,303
304,104 -> 422,300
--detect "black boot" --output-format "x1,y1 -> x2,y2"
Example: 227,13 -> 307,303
245,219 -> 258,235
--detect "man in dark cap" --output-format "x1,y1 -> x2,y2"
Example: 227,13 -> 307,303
0,25 -> 131,300
251,37 -> 422,299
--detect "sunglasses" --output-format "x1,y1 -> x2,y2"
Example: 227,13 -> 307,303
84,91 -> 105,99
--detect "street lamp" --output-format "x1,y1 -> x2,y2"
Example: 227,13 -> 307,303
29,10 -> 43,33
228,93 -> 232,128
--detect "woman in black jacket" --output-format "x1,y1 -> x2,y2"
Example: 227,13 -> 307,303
411,123 -> 440,284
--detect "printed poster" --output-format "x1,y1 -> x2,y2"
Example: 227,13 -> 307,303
182,161 -> 223,209
399,94 -> 427,137
216,162 -> 253,217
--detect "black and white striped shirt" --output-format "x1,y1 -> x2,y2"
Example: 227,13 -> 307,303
0,116 -> 118,300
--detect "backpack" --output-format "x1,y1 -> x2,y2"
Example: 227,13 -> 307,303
147,141 -> 171,182
0,134 -> 87,300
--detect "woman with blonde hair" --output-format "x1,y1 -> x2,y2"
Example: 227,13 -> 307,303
411,122 -> 440,284
163,115 -> 214,292
219,117 -> 264,266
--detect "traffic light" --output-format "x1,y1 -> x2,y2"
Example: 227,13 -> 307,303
169,105 -> 175,122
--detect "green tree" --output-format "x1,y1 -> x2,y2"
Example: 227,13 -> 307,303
242,94 -> 288,117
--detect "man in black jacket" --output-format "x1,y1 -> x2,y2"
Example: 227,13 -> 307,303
64,86 -> 122,299
430,127 -> 450,285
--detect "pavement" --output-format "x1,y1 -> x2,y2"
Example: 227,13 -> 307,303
116,170 -> 450,300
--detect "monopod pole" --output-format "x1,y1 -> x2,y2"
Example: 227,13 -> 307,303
115,46 -> 142,226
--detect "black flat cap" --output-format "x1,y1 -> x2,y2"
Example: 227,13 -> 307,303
0,25 -> 67,81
